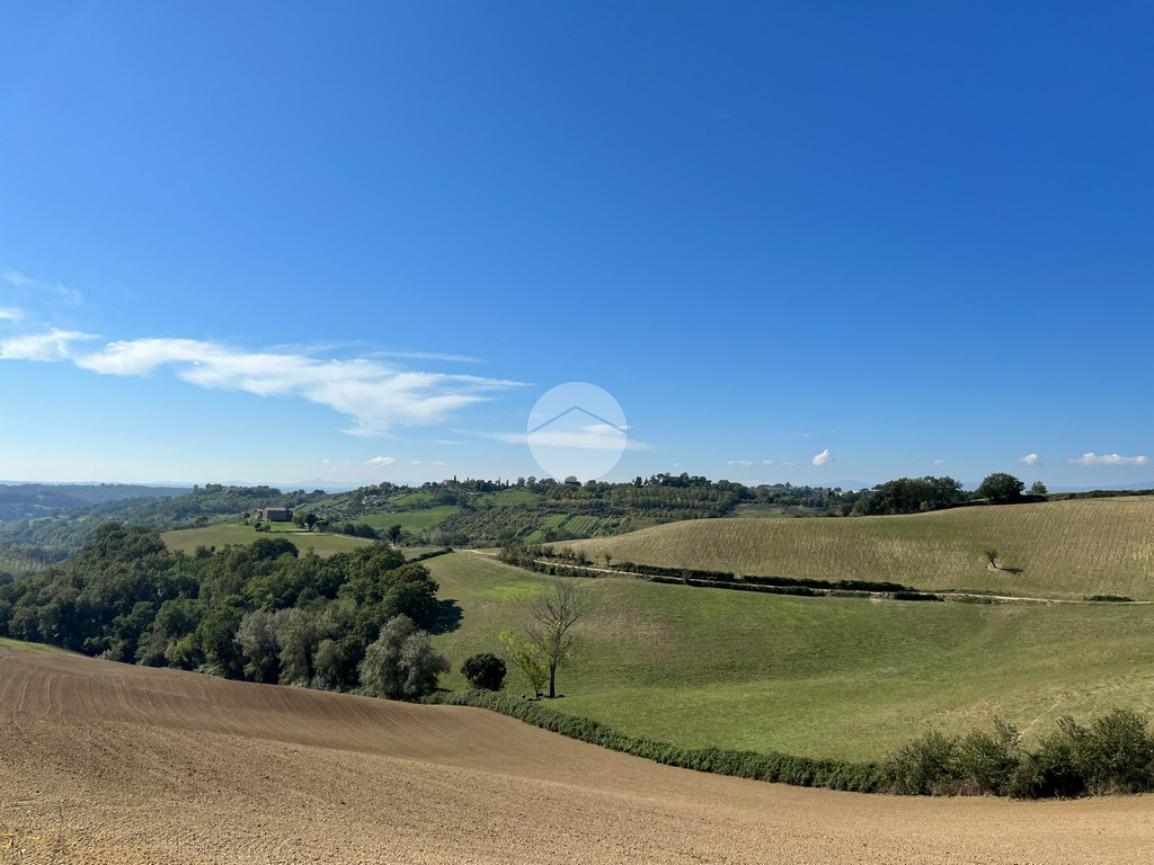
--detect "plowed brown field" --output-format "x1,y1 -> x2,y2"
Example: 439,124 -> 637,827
2,645 -> 1152,864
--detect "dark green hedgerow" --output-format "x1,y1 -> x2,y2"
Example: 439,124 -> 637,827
428,692 -> 1154,799
425,690 -> 883,792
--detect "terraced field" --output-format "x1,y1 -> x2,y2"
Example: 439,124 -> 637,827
3,642 -> 1152,864
567,496 -> 1154,600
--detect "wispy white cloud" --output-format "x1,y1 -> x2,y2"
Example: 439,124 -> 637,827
374,350 -> 485,364
1,269 -> 34,288
0,328 -> 97,361
728,459 -> 753,467
1019,453 -> 1039,466
492,427 -> 651,451
932,458 -> 946,465
2,268 -> 83,305
812,448 -> 832,466
366,456 -> 396,466
761,459 -> 774,465
0,307 -> 25,321
1072,452 -> 1149,466
3,332 -> 521,435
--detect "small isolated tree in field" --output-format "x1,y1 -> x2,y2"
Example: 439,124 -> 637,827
526,581 -> 586,699
461,652 -> 506,691
1029,481 -> 1048,497
498,629 -> 548,699
387,524 -> 403,546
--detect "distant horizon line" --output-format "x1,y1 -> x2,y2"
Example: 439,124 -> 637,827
3,477 -> 1154,496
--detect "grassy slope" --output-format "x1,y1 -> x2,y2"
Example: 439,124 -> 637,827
567,496 -> 1154,600
162,524 -> 374,558
354,506 -> 457,533
427,551 -> 1154,762
0,636 -> 61,652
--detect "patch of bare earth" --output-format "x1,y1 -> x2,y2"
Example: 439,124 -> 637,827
2,646 -> 1152,864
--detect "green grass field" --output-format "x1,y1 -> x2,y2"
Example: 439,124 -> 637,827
355,506 -> 458,534
565,496 -> 1154,600
0,636 -> 60,652
426,551 -> 1154,762
162,524 -> 375,558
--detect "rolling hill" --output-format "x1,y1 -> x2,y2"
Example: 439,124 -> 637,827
426,551 -> 1154,761
564,496 -> 1154,600
3,641 -> 1152,864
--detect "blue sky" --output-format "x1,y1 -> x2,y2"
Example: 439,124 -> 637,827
1,1 -> 1151,488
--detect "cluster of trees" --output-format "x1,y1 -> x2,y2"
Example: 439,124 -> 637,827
852,473 -> 1048,516
0,523 -> 451,698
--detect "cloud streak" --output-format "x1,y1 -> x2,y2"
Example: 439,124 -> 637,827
1020,453 -> 1039,466
2,333 -> 523,435
0,329 -> 97,361
812,448 -> 832,466
1072,452 -> 1149,466
2,268 -> 83,305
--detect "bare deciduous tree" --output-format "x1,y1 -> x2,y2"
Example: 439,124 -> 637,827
526,581 -> 586,699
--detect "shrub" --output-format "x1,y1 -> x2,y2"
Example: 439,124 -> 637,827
1009,711 -> 1154,798
955,719 -> 1020,795
1009,726 -> 1084,799
883,730 -> 960,795
1073,709 -> 1154,794
461,652 -> 507,691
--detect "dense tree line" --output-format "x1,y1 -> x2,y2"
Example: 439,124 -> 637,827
0,523 -> 450,697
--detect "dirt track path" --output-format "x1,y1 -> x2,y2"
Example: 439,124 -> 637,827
2,646 -> 1152,864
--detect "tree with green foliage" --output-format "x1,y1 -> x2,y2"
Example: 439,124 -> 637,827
853,476 -> 965,515
359,614 -> 448,699
526,581 -> 586,699
461,652 -> 506,690
498,629 -> 547,699
976,473 -> 1025,504
273,607 -> 320,686
386,524 -> 403,546
236,609 -> 281,683
1029,481 -> 1048,496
